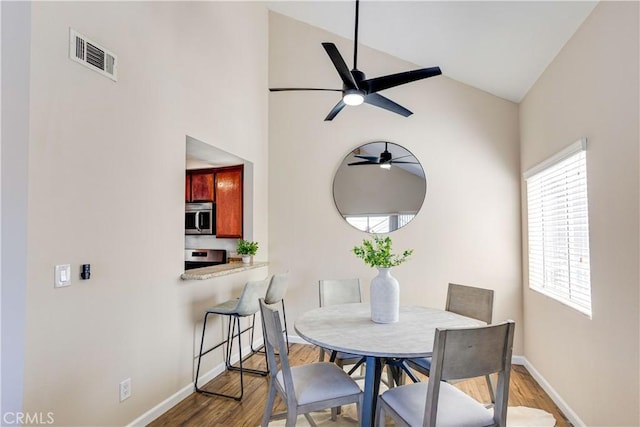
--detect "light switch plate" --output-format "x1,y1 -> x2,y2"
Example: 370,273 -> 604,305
55,264 -> 71,288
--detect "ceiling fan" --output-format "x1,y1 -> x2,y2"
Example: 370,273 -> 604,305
348,142 -> 419,169
269,0 -> 442,121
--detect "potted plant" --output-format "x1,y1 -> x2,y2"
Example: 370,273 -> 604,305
237,239 -> 259,264
353,235 -> 413,323
353,235 -> 413,268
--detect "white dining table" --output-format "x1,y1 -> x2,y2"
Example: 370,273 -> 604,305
294,303 -> 484,427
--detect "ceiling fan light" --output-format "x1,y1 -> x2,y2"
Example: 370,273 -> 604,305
343,91 -> 364,106
380,163 -> 391,170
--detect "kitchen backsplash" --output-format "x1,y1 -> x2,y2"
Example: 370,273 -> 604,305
185,235 -> 238,253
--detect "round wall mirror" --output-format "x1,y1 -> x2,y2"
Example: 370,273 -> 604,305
333,141 -> 427,233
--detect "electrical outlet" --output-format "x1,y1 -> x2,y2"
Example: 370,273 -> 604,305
119,378 -> 131,402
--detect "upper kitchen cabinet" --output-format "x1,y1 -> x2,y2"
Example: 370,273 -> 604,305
215,166 -> 243,238
187,170 -> 214,202
185,173 -> 191,202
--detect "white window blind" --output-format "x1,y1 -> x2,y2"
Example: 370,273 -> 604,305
524,139 -> 592,317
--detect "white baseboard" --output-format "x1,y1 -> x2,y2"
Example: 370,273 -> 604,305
512,355 -> 526,365
519,356 -> 584,427
127,337 -> 264,427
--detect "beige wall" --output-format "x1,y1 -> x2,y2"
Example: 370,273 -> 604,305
520,2 -> 639,426
268,11 -> 523,352
18,2 -> 269,425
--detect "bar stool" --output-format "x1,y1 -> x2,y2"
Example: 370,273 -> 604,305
254,272 -> 289,354
194,279 -> 268,400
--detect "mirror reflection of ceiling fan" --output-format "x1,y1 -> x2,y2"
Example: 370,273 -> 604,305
269,0 -> 442,121
348,142 -> 419,169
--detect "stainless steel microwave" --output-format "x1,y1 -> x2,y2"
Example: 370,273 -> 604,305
185,202 -> 215,235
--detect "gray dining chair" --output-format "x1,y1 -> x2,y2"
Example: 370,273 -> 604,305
259,298 -> 363,427
376,320 -> 515,427
195,279 -> 268,400
318,279 -> 366,372
406,282 -> 496,401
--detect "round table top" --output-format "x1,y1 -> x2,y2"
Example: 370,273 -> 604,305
294,303 -> 484,358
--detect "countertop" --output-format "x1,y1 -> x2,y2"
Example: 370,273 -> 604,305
180,261 -> 268,280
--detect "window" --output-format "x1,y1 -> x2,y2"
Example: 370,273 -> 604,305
524,139 -> 592,317
345,214 -> 415,233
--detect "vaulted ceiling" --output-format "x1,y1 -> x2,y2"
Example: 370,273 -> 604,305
266,1 -> 598,102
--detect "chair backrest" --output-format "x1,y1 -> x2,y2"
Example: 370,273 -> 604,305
319,278 -> 361,307
235,279 -> 268,316
425,320 -> 515,427
265,272 -> 288,305
446,283 -> 494,324
259,299 -> 296,405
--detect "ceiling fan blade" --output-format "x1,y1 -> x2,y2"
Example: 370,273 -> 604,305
325,99 -> 347,121
322,43 -> 358,90
389,161 -> 419,164
364,93 -> 413,117
269,88 -> 341,92
348,160 -> 379,166
363,67 -> 442,94
354,154 -> 378,161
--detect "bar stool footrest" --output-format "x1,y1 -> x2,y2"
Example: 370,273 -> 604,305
195,386 -> 242,401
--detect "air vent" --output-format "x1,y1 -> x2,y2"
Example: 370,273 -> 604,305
69,29 -> 117,81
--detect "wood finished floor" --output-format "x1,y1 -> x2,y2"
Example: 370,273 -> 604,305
149,343 -> 571,427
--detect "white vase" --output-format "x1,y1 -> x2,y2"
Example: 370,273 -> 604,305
242,255 -> 251,264
370,267 -> 399,323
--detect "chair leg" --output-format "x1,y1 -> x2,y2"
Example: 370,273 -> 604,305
285,410 -> 297,427
261,380 -> 277,427
248,313 -> 269,356
303,413 -> 318,426
250,313 -> 262,353
198,316 -> 243,400
375,401 -> 385,427
281,299 -> 290,354
485,373 -> 496,404
227,315 -> 268,376
224,316 -> 234,368
194,312 -> 211,394
385,364 -> 395,388
197,315 -> 265,400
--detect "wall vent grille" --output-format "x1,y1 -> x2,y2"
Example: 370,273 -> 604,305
69,29 -> 117,81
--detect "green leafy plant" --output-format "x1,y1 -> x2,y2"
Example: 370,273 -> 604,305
352,235 -> 413,268
237,239 -> 259,256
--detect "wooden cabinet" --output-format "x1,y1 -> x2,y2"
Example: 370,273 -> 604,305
185,173 -> 191,202
185,166 -> 243,238
186,170 -> 214,202
215,166 -> 243,238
